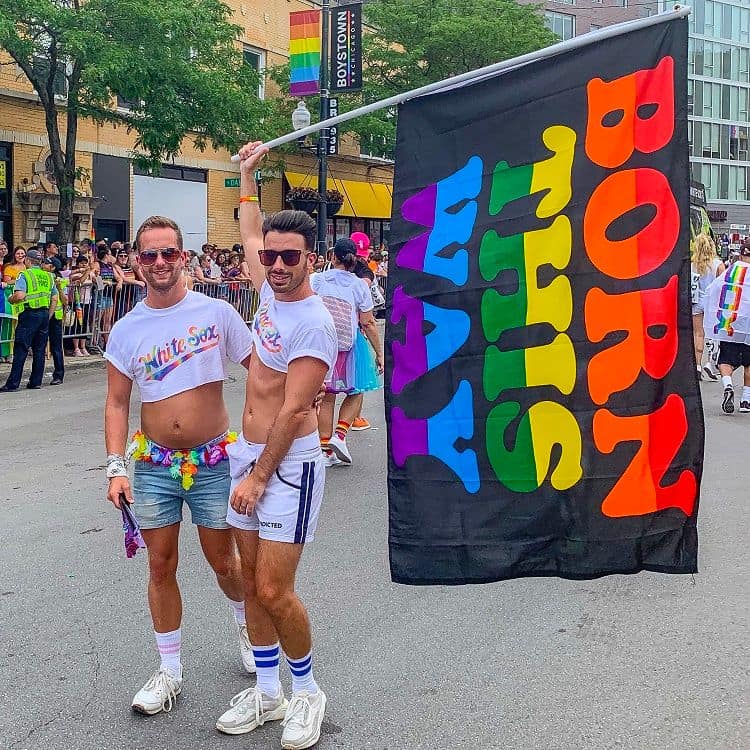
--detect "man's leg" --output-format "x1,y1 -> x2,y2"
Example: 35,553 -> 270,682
2,311 -> 33,390
131,523 -> 184,715
317,393 -> 336,456
328,392 -> 363,464
718,342 -> 737,414
254,539 -> 327,750
740,362 -> 750,412
196,525 -> 256,673
216,529 -> 289,737
692,312 -> 705,375
235,529 -> 281,659
141,524 -> 182,635
255,539 -> 309,658
49,317 -> 64,382
28,313 -> 49,388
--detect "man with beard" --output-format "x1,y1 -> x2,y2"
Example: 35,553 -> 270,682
215,142 -> 337,750
104,216 -> 257,714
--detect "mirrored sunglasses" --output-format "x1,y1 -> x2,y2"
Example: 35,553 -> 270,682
139,247 -> 181,266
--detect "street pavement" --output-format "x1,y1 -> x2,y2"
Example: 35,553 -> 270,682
0,362 -> 748,750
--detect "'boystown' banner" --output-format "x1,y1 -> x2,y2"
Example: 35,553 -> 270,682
330,2 -> 362,92
386,17 -> 703,585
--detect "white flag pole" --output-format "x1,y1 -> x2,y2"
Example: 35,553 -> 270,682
231,5 -> 690,162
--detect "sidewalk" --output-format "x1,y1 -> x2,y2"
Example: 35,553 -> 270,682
0,350 -> 106,383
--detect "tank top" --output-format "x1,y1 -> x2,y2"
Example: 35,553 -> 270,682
99,262 -> 115,283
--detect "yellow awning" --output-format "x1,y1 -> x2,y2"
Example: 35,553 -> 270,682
285,172 -> 392,219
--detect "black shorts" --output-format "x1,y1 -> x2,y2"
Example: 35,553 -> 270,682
717,341 -> 750,368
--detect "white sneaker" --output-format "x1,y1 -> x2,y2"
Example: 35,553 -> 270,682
324,452 -> 343,468
702,364 -> 719,381
216,686 -> 288,735
131,668 -> 182,715
327,434 -> 352,464
281,690 -> 327,749
236,621 -> 256,673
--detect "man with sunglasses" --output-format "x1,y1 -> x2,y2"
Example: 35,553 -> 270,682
104,216 -> 258,715
215,142 -> 337,750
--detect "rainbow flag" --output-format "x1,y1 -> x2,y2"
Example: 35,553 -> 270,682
290,10 -> 321,96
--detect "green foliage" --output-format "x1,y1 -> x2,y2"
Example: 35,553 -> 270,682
0,0 -> 269,239
263,0 -> 554,160
353,0 -> 556,158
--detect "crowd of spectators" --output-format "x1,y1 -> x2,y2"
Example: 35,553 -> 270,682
0,233 -> 388,368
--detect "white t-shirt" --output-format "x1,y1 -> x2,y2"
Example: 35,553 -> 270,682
252,282 -> 337,374
105,290 -> 253,402
310,269 -> 373,351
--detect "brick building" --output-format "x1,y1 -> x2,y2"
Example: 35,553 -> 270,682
518,0 -> 654,42
0,0 -> 393,251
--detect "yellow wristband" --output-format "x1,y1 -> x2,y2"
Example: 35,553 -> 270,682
239,195 -> 259,204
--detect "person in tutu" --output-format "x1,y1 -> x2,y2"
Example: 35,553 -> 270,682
312,238 -> 383,465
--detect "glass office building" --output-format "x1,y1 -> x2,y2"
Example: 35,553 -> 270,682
684,0 -> 750,230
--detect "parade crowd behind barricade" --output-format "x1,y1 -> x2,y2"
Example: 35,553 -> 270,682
0,233 -> 389,378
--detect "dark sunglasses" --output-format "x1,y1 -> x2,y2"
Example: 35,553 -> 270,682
139,247 -> 182,266
259,249 -> 304,267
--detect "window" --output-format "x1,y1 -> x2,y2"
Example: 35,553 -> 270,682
133,164 -> 207,182
243,45 -> 266,100
117,95 -> 138,110
553,0 -> 575,4
544,11 -> 575,41
31,56 -> 67,97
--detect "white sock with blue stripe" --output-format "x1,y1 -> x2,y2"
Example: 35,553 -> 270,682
252,643 -> 281,696
286,650 -> 319,695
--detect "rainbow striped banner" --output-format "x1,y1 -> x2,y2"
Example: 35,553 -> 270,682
290,10 -> 321,96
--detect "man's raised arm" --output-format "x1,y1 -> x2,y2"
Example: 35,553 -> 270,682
238,140 -> 270,293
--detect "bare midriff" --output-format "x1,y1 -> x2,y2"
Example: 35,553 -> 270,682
242,352 -> 318,444
140,381 -> 230,449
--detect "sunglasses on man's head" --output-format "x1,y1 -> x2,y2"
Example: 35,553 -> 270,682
139,247 -> 181,266
259,249 -> 304,267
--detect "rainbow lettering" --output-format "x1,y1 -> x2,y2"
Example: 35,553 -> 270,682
713,263 -> 747,336
138,324 -> 220,381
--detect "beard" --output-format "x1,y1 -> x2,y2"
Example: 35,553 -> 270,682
266,267 -> 304,294
144,264 -> 182,291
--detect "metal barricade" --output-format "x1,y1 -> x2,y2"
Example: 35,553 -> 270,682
193,281 -> 260,324
63,281 -> 99,352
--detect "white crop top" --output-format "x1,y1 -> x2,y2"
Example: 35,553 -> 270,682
252,282 -> 337,374
104,290 -> 253,402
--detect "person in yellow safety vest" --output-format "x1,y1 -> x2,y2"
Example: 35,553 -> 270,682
0,248 -> 58,392
43,255 -> 67,385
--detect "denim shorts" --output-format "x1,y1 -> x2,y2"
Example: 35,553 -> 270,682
132,460 -> 231,530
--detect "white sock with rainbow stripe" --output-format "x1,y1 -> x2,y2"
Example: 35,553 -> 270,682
155,628 -> 182,678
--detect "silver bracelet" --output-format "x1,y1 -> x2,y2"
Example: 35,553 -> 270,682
106,454 -> 128,479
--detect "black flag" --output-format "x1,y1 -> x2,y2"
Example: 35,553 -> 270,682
386,18 -> 702,585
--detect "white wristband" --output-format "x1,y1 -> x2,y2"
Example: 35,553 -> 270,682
106,454 -> 127,479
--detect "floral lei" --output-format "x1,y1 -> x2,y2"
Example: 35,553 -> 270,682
130,431 -> 237,491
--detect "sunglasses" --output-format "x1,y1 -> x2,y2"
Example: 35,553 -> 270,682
259,249 -> 304,267
139,247 -> 182,266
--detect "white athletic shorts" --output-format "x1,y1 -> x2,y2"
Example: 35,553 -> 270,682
226,431 -> 325,544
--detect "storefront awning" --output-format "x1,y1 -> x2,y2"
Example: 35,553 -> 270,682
284,172 -> 392,219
